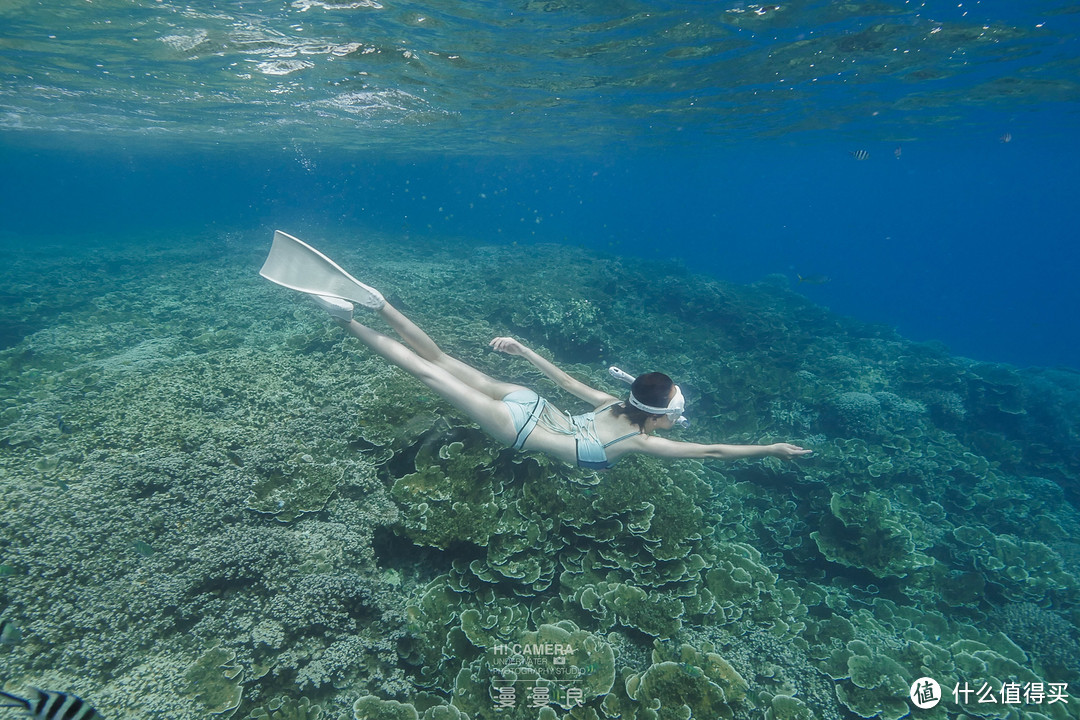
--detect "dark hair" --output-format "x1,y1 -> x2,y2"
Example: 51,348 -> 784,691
611,372 -> 674,430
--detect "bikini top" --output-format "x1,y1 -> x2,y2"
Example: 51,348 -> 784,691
568,404 -> 639,470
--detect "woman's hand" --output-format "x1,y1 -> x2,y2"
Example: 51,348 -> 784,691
769,443 -> 813,460
489,336 -> 527,356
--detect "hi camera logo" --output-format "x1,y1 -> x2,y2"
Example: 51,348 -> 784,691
492,643 -> 574,657
911,678 -> 941,709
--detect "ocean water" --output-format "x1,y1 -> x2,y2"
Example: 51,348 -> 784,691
3,0 -> 1079,369
2,1 -> 1080,719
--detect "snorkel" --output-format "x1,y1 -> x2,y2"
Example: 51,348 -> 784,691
608,366 -> 690,429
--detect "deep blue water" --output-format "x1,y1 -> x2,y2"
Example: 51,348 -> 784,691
2,0 -> 1079,368
3,127 -> 1078,369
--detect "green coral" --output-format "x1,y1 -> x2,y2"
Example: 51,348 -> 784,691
421,705 -> 471,720
621,641 -> 748,720
246,455 -> 344,522
703,542 -> 781,624
353,697 -> 419,720
834,640 -> 912,720
247,696 -> 323,720
517,622 -> 616,701
183,644 -> 244,716
391,438 -> 501,548
765,694 -> 816,720
393,419 -> 810,718
810,490 -> 933,578
599,582 -> 685,639
509,295 -> 606,360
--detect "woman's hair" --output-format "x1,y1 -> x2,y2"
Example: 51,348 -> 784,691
611,372 -> 674,430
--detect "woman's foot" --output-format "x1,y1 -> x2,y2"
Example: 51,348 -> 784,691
310,294 -> 354,322
347,280 -> 385,311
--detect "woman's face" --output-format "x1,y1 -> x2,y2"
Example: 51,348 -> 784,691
648,385 -> 680,432
656,414 -> 678,430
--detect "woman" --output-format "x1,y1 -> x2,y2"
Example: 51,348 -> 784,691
309,283 -> 811,469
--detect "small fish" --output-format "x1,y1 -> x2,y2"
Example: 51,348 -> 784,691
55,415 -> 73,435
0,617 -> 22,645
894,146 -> 902,159
131,540 -> 155,557
850,149 -> 869,160
1000,132 -> 1012,143
0,688 -> 100,719
678,661 -> 704,678
797,274 -> 831,285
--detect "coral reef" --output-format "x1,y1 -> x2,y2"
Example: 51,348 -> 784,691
248,695 -> 323,720
1,231 -> 1078,720
987,602 -> 1080,676
810,490 -> 933,578
184,644 -> 245,715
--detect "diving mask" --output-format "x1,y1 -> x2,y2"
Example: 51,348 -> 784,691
609,366 -> 690,428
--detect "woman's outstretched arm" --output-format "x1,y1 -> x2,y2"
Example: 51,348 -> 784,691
638,435 -> 812,461
490,336 -> 616,407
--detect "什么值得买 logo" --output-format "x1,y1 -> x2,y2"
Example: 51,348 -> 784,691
910,677 -> 941,709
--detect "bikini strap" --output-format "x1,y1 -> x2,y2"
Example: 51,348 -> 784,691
595,403 -> 637,448
602,431 -> 640,449
512,395 -> 547,450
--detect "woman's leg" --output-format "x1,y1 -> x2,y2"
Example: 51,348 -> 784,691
341,319 -> 519,446
374,302 -> 522,400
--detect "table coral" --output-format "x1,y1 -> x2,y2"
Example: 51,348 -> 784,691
183,644 -> 244,716
248,695 -> 323,720
622,641 -> 748,720
246,458 -> 345,523
391,439 -> 501,548
518,622 -> 617,702
811,491 -> 933,579
765,694 -> 816,720
352,696 -> 420,720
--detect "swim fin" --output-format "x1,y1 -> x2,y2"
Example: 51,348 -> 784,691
259,231 -> 385,310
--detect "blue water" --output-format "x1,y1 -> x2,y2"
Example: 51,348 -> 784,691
5,130 -> 1079,368
1,0 -> 1079,368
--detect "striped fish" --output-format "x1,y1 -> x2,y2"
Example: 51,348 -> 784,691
0,688 -> 100,719
849,149 -> 869,160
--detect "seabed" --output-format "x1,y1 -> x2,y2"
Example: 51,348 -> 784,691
0,228 -> 1077,720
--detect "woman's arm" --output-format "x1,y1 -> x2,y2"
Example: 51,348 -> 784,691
639,435 -> 812,461
490,336 -> 617,407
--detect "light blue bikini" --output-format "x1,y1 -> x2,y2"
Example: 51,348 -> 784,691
502,389 -> 639,470
504,389 -> 548,451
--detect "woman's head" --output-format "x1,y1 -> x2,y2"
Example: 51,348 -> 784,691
630,372 -> 675,408
613,372 -> 680,430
